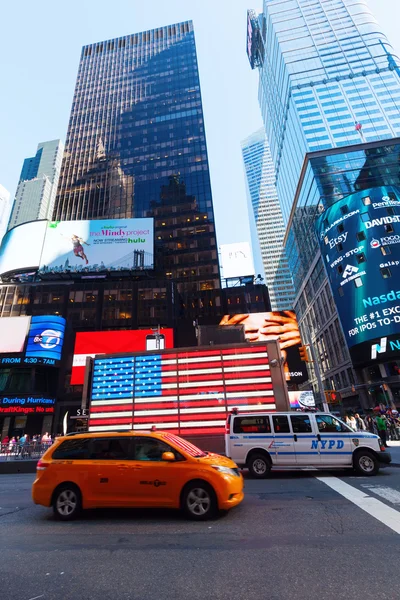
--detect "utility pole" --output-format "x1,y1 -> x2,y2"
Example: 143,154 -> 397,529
303,324 -> 329,412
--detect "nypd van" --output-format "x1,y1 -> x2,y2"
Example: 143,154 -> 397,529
225,411 -> 391,477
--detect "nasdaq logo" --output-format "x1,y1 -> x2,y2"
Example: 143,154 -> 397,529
371,337 -> 387,360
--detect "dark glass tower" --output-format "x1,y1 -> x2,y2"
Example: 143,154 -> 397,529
54,21 -> 220,293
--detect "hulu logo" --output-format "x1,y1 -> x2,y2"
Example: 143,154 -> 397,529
127,237 -> 145,243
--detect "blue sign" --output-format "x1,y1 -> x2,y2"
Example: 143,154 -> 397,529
25,315 -> 66,364
316,186 -> 400,365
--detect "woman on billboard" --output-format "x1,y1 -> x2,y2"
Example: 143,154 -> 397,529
62,233 -> 90,265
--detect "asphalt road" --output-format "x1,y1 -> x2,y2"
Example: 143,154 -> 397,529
1,466 -> 400,600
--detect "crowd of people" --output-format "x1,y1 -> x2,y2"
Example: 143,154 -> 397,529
0,432 -> 54,456
344,409 -> 400,447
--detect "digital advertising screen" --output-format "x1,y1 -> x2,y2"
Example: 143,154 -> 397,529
288,390 -> 315,410
0,221 -> 47,277
316,186 -> 400,366
38,218 -> 154,275
71,328 -> 174,385
0,396 -> 55,415
0,317 -> 31,354
89,344 -> 276,435
220,242 -> 255,279
25,315 -> 66,365
219,311 -> 308,383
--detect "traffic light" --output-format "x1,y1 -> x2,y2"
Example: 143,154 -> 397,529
299,345 -> 309,362
325,390 -> 342,404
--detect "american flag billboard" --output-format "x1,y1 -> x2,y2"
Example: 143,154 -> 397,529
88,343 -> 279,435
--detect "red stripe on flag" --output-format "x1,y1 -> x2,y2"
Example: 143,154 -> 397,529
179,399 -> 226,409
180,426 -> 225,435
179,412 -> 227,422
223,370 -> 270,379
90,404 -> 134,413
222,345 -> 267,355
176,361 -> 223,371
89,417 -> 133,426
222,358 -> 269,367
133,415 -> 178,424
177,350 -> 221,359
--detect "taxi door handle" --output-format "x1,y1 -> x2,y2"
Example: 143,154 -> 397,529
293,434 -> 298,442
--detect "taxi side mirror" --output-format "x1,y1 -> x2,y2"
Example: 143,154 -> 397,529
162,451 -> 175,462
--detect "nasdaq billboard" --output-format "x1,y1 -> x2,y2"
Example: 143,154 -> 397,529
316,186 -> 400,365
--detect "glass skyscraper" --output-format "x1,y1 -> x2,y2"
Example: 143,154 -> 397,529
0,184 -> 11,245
241,129 -> 295,310
54,21 -> 220,293
247,1 -> 400,409
8,140 -> 63,231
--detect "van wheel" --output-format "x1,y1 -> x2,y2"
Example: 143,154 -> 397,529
248,453 -> 271,479
353,450 -> 379,476
182,481 -> 217,521
53,484 -> 82,521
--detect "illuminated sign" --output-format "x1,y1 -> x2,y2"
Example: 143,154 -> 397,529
71,329 -> 174,385
25,315 -> 66,365
89,344 -> 277,435
220,242 -> 255,279
315,186 -> 400,365
0,317 -> 31,354
0,221 -> 47,278
219,311 -> 308,383
289,390 -> 315,410
39,218 -> 154,275
0,396 -> 55,415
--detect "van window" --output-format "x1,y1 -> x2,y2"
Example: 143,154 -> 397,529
290,415 -> 312,433
272,415 -> 290,433
90,437 -> 132,460
316,414 -> 349,433
233,416 -> 271,434
52,438 -> 90,460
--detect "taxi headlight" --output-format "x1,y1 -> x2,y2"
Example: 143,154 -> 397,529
211,465 -> 238,476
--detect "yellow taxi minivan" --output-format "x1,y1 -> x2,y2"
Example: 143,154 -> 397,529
32,430 -> 244,521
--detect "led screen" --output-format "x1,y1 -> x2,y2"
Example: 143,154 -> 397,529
288,390 -> 315,410
219,311 -> 308,383
0,317 -> 31,354
71,329 -> 174,385
220,242 -> 255,279
25,315 -> 66,365
0,221 -> 47,276
316,186 -> 400,365
39,218 -> 154,275
89,345 -> 276,434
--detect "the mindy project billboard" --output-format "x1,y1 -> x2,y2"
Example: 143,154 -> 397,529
316,186 -> 400,365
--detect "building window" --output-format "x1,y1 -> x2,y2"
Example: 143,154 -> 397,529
381,267 -> 392,278
356,231 -> 366,241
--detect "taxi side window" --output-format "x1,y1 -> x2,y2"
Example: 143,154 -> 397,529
290,415 -> 312,433
52,438 -> 90,460
134,438 -> 184,461
90,437 -> 132,460
272,416 -> 290,433
233,416 -> 271,434
316,415 -> 348,433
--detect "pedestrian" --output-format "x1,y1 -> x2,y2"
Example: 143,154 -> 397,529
376,413 -> 388,447
348,415 -> 357,432
354,413 -> 366,431
364,415 -> 375,434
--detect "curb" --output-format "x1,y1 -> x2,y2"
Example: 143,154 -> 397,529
0,461 -> 37,475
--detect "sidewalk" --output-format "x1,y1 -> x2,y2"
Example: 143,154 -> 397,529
387,440 -> 400,466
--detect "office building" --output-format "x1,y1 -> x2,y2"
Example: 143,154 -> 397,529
0,184 -> 11,244
247,1 -> 400,408
241,129 -> 295,310
8,140 -> 63,231
54,22 -> 219,293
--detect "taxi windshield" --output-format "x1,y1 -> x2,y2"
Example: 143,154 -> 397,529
161,433 -> 207,457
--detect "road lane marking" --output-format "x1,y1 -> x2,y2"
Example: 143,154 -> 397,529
361,484 -> 400,505
316,476 -> 400,535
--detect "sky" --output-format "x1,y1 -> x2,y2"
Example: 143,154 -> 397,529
0,0 -> 398,272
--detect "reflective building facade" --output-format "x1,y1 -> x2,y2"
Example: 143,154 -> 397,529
247,1 -> 400,409
54,21 -> 219,293
241,129 -> 295,310
0,184 -> 11,245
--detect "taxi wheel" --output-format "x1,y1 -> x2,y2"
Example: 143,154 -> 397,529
353,450 -> 379,476
248,453 -> 271,479
182,481 -> 217,521
53,484 -> 82,521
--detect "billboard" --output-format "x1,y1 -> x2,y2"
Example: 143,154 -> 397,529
220,242 -> 255,279
219,311 -> 308,383
71,329 -> 174,385
0,396 -> 55,415
89,344 -> 279,434
0,221 -> 47,277
289,390 -> 315,410
39,218 -> 154,275
25,315 -> 66,365
316,186 -> 400,365
0,317 -> 31,354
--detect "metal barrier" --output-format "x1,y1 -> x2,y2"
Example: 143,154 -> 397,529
0,442 -> 53,461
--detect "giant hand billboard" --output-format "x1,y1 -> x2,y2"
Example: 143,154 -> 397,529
39,219 -> 154,274
316,186 -> 400,365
